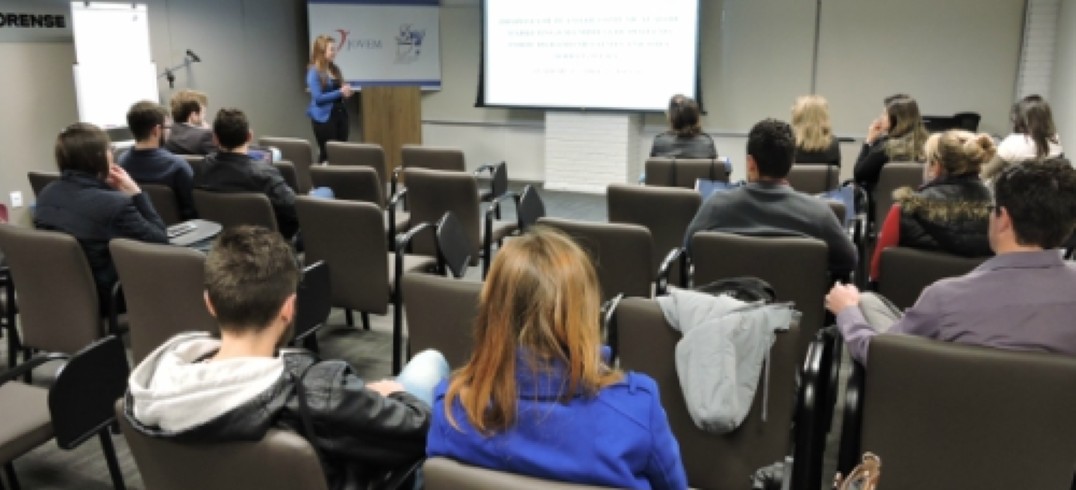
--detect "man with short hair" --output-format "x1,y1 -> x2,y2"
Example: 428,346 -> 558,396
119,100 -> 196,220
126,226 -> 448,487
165,89 -> 216,155
827,159 -> 1076,364
195,108 -> 298,238
684,118 -> 857,274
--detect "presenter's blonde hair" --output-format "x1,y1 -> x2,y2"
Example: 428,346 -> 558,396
309,35 -> 343,87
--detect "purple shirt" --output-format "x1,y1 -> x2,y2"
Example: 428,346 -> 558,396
838,250 -> 1076,364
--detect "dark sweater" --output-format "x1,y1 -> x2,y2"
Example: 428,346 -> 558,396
794,139 -> 841,166
195,151 -> 298,238
119,147 -> 197,220
684,182 -> 858,274
165,124 -> 216,155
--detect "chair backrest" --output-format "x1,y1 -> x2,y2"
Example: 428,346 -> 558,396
691,231 -> 828,356
273,160 -> 300,194
403,168 -> 480,258
110,239 -> 217,363
487,161 -> 509,199
401,273 -> 482,368
193,189 -> 278,232
294,261 -> 331,342
615,298 -> 802,490
49,335 -> 129,449
116,400 -> 329,490
327,142 -> 389,186
259,137 -> 314,193
401,145 -> 466,172
537,217 -> 653,301
858,335 -> 1076,489
309,165 -> 385,207
141,184 -> 183,226
294,197 -> 391,314
0,224 -> 101,354
424,457 -> 617,490
28,171 -> 60,198
517,184 -> 546,230
179,155 -> 206,180
607,183 -> 701,282
644,157 -> 729,188
788,164 -> 840,194
876,247 -> 988,310
871,162 -> 923,232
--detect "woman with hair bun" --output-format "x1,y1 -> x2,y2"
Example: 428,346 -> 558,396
650,94 -> 717,159
869,130 -> 996,279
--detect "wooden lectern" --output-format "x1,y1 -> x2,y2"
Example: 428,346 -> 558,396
360,86 -> 422,172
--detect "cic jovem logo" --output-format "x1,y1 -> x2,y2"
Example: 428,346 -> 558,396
333,23 -> 426,64
0,12 -> 67,29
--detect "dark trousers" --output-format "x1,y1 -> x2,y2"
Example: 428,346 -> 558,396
312,105 -> 349,163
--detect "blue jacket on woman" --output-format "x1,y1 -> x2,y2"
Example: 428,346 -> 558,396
427,351 -> 688,490
306,67 -> 345,123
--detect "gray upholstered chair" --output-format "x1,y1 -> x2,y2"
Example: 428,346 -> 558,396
788,164 -> 841,194
869,162 -> 923,238
606,183 -> 700,287
27,171 -> 60,198
644,157 -> 729,188
192,189 -> 278,232
424,457 -> 618,490
117,400 -> 329,490
110,239 -> 217,364
839,335 -> 1076,489
875,246 -> 988,310
142,183 -> 184,226
178,154 -> 206,179
326,141 -> 389,187
400,144 -> 466,173
615,298 -> 805,490
310,165 -> 411,247
400,273 -> 481,368
259,137 -> 314,193
537,217 -> 653,301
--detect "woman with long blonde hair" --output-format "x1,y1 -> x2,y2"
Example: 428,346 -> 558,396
791,95 -> 841,166
427,227 -> 687,489
306,34 -> 353,163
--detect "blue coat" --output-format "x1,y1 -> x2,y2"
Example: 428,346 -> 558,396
427,353 -> 688,490
306,67 -> 344,123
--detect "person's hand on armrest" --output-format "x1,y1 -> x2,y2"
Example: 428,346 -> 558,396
825,282 -> 861,316
366,379 -> 405,397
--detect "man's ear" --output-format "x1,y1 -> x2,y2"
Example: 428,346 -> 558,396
278,293 -> 297,325
245,130 -> 254,145
746,155 -> 759,178
996,206 -> 1014,235
203,291 -> 218,318
212,134 -> 221,148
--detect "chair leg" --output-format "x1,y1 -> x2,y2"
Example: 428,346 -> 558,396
3,463 -> 19,490
5,326 -> 19,370
361,312 -> 370,331
345,309 -> 354,327
98,429 -> 125,490
391,301 -> 402,376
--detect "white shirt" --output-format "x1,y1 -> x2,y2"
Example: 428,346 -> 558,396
997,133 -> 1063,162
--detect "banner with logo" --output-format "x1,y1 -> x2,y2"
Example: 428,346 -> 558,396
307,0 -> 441,90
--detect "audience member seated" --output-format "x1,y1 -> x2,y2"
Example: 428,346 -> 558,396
34,123 -> 168,311
650,94 -> 718,159
427,227 -> 688,490
996,95 -> 1063,163
119,100 -> 197,220
853,94 -> 929,190
827,160 -> 1076,364
165,89 -> 216,155
791,94 -> 841,166
869,130 -> 995,280
126,226 -> 448,488
195,108 -> 299,238
683,118 -> 857,276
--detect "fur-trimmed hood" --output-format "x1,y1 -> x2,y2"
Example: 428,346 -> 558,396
893,175 -> 993,258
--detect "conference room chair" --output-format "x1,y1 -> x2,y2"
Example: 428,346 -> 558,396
868,162 -> 923,240
326,141 -> 389,187
259,137 -> 314,193
273,160 -> 300,194
309,165 -> 410,243
141,183 -> 184,226
400,144 -> 466,173
400,168 -> 517,277
295,196 -> 465,374
117,400 -> 329,490
788,164 -> 841,194
643,157 -> 730,188
874,246 -> 988,310
516,184 -> 546,230
0,335 -> 130,490
424,457 -> 620,490
0,225 -> 121,363
178,154 -> 206,179
27,171 -> 60,198
401,272 -> 482,368
614,297 -> 813,490
110,239 -> 216,364
606,183 -> 700,288
291,261 -> 331,353
474,160 -> 509,204
838,335 -> 1076,489
192,189 -> 278,232
537,217 -> 654,301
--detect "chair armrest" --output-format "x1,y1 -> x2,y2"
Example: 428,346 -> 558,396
482,191 -> 521,279
600,293 -> 624,366
395,221 -> 437,284
472,164 -> 496,176
391,166 -> 404,199
371,458 -> 425,490
836,361 -> 867,477
0,352 -> 69,386
656,247 -> 689,294
108,282 -> 125,336
387,188 -> 409,248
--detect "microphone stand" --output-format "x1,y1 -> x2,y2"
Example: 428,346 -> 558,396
158,52 -> 200,89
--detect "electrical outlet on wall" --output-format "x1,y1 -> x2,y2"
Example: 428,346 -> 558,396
9,191 -> 23,208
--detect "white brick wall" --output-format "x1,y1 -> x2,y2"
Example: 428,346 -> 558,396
544,112 -> 643,194
1017,0 -> 1061,99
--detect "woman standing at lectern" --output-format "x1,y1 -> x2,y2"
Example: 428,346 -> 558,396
306,35 -> 353,163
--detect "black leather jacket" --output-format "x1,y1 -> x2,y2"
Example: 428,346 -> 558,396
896,174 -> 993,257
125,350 -> 431,489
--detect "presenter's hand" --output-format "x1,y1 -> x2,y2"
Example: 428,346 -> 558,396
107,165 -> 141,196
366,379 -> 405,397
825,283 -> 861,316
341,84 -> 354,98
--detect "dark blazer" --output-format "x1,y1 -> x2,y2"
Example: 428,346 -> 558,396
166,124 -> 216,155
195,151 -> 299,238
34,170 -> 168,309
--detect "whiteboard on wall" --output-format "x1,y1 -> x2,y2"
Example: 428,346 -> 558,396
70,2 -> 158,128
